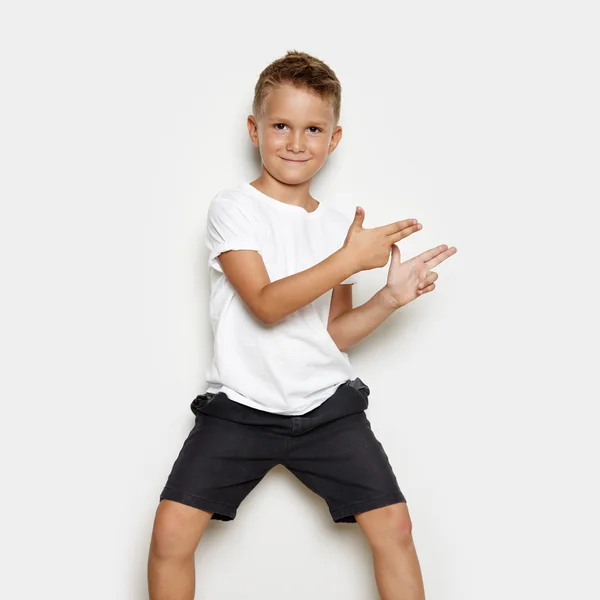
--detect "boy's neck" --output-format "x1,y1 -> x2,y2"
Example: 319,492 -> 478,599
250,173 -> 318,212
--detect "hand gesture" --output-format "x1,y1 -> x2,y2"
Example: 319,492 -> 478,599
343,206 -> 421,271
381,243 -> 458,310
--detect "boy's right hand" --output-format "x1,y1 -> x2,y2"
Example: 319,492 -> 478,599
342,206 -> 421,272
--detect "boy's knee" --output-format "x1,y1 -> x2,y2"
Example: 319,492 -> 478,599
150,499 -> 213,559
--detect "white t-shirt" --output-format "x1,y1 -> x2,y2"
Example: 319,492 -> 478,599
203,181 -> 359,415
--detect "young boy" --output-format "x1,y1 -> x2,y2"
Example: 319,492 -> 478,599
148,50 -> 456,600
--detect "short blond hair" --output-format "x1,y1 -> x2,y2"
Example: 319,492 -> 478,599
252,50 -> 342,126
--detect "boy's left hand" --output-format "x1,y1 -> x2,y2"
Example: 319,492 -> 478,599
381,243 -> 458,310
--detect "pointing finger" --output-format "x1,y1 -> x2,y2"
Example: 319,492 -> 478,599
379,219 -> 420,236
387,222 -> 422,244
418,245 -> 457,269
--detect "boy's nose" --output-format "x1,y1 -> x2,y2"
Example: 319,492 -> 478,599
287,133 -> 306,152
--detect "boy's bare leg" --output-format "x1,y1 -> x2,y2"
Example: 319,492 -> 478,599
148,499 -> 214,600
356,503 -> 426,600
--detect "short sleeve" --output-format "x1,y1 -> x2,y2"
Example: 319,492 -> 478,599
206,195 -> 263,273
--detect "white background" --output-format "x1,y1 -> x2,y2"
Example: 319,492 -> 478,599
1,1 -> 598,598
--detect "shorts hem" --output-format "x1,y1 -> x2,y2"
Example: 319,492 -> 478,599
160,486 -> 237,521
330,492 -> 406,524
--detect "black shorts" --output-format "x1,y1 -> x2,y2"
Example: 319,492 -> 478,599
159,378 -> 406,523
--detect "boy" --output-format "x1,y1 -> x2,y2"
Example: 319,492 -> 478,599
148,50 -> 456,600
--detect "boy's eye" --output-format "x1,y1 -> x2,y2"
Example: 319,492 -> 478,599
273,124 -> 322,133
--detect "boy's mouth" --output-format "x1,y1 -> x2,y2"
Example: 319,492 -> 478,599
281,157 -> 309,163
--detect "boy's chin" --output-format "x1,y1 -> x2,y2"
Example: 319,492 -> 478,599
266,168 -> 317,186
279,174 -> 315,187
270,164 -> 324,185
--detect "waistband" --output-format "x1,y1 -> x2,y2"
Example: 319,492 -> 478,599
190,377 -> 370,418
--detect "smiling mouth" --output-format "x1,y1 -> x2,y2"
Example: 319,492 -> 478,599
281,157 -> 309,163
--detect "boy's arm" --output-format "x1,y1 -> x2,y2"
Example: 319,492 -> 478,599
327,286 -> 399,352
217,246 -> 358,325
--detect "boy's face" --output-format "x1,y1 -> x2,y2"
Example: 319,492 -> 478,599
248,83 -> 342,186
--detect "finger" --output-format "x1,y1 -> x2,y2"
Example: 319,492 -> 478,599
387,222 -> 422,243
417,245 -> 457,267
416,244 -> 448,262
417,283 -> 435,295
378,219 -> 421,236
352,206 -> 365,228
417,271 -> 438,289
425,246 -> 457,270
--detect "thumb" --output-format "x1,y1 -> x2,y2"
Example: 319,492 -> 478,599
353,206 -> 365,227
391,243 -> 401,262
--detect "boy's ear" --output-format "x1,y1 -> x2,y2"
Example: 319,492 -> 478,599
328,125 -> 342,155
247,115 -> 259,148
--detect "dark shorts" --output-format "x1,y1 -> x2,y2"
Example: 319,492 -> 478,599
159,378 -> 406,523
